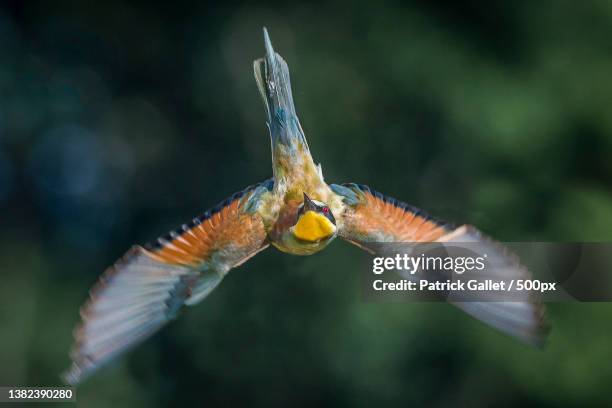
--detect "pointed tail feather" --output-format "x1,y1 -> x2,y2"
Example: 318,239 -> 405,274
254,28 -> 309,156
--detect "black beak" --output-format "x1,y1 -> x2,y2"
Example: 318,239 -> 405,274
303,192 -> 318,212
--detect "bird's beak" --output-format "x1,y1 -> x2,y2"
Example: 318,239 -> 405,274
303,192 -> 318,212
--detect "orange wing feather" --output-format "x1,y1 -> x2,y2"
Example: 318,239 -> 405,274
332,183 -> 548,346
64,180 -> 272,385
336,184 -> 452,243
145,182 -> 270,269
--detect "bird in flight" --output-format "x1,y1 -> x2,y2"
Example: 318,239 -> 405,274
64,28 -> 547,384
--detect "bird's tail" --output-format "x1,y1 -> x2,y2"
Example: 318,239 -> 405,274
254,28 -> 310,161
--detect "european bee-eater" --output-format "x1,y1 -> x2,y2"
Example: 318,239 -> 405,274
64,28 -> 547,384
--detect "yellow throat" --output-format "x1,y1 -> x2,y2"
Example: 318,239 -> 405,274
293,211 -> 336,242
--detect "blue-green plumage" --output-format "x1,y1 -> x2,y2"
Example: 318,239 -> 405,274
254,28 -> 313,183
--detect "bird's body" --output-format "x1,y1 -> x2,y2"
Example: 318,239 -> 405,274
64,29 -> 547,385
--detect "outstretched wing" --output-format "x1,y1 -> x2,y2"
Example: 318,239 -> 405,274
64,179 -> 273,385
331,183 -> 548,346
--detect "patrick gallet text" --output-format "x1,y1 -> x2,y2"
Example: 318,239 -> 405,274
373,279 -> 507,292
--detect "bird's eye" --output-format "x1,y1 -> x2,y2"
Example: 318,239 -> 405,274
322,207 -> 329,214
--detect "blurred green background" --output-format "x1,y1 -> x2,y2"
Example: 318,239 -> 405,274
1,0 -> 612,406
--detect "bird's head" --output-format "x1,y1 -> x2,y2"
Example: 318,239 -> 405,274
291,193 -> 337,243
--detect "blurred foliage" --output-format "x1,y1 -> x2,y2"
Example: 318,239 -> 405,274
1,0 -> 612,406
